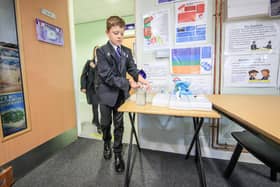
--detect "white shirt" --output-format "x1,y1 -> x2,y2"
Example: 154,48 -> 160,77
109,41 -> 121,54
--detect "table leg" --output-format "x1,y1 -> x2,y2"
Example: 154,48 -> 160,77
185,118 -> 204,159
194,118 -> 206,187
125,123 -> 134,187
185,117 -> 207,187
125,112 -> 141,187
128,113 -> 141,151
194,120 -> 198,163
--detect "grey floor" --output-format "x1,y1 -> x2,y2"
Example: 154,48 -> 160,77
14,138 -> 279,187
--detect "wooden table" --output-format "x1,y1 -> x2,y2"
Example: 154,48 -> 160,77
118,100 -> 220,187
207,95 -> 280,144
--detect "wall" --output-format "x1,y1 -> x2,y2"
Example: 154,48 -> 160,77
75,16 -> 134,128
0,0 -> 76,165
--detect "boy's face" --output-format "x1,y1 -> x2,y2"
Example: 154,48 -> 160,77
106,25 -> 125,46
262,71 -> 269,77
249,72 -> 257,77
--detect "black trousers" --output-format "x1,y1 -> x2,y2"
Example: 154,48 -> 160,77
100,93 -> 125,153
92,103 -> 99,126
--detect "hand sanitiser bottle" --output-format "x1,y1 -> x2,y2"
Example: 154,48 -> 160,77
136,85 -> 146,105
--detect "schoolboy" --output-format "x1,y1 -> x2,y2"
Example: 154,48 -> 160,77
96,16 -> 150,173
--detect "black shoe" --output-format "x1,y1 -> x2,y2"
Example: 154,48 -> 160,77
115,153 -> 125,173
96,124 -> 102,134
92,118 -> 99,125
103,143 -> 112,160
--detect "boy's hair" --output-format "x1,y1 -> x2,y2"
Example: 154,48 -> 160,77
261,69 -> 270,73
248,70 -> 258,74
106,16 -> 125,31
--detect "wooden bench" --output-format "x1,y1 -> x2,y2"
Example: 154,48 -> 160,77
224,131 -> 280,181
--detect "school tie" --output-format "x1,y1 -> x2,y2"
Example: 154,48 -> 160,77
116,46 -> 121,58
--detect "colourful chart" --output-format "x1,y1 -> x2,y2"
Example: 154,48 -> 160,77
171,46 -> 212,74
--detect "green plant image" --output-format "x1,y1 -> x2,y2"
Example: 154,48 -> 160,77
1,110 -> 24,124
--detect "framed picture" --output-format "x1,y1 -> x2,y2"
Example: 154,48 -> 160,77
0,0 -> 31,142
35,18 -> 64,46
0,93 -> 27,137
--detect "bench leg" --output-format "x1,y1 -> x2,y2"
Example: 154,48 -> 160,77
224,143 -> 243,178
270,168 -> 277,181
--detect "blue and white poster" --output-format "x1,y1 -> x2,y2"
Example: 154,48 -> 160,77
0,92 -> 27,137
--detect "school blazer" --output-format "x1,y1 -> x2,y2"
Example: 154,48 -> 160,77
96,41 -> 139,107
80,59 -> 98,104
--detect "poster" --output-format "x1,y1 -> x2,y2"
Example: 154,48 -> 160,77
223,54 -> 278,87
170,46 -> 212,74
0,92 -> 27,137
0,45 -> 28,139
35,18 -> 64,46
224,21 -> 279,54
143,9 -> 170,50
175,0 -> 207,44
0,47 -> 22,94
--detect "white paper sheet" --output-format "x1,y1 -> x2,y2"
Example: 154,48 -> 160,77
223,54 -> 279,87
227,0 -> 269,19
224,20 -> 279,54
143,9 -> 170,50
175,0 -> 207,44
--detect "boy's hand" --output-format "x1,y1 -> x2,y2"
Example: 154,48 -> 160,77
140,79 -> 151,91
81,89 -> 86,93
138,74 -> 151,91
129,79 -> 140,89
89,62 -> 96,68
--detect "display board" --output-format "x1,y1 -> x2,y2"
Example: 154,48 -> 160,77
135,0 -> 215,155
136,0 -> 280,155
